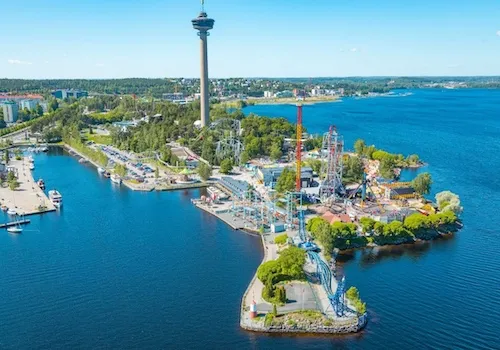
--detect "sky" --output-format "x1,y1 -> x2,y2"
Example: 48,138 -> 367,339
1,0 -> 499,78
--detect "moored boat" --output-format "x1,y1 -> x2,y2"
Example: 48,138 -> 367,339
7,226 -> 22,234
37,179 -> 45,190
103,171 -> 111,178
48,190 -> 63,208
7,208 -> 17,216
110,174 -> 122,184
97,167 -> 105,174
29,163 -> 35,170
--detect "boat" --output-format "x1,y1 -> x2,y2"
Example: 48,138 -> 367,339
97,167 -> 105,174
29,163 -> 35,170
37,179 -> 45,190
103,171 -> 111,178
7,226 -> 22,234
7,208 -> 17,216
79,158 -> 88,164
48,190 -> 63,208
1,205 -> 8,211
28,155 -> 34,163
41,146 -> 49,152
110,174 -> 122,184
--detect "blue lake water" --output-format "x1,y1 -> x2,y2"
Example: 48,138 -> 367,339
0,89 -> 499,349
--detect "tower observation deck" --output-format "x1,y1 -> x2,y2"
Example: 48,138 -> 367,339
192,2 -> 215,128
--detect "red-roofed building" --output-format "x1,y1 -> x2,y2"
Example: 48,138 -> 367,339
321,211 -> 352,224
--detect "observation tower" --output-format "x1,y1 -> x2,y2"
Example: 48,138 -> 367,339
192,0 -> 215,127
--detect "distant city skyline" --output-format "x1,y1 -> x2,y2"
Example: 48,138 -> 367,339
1,0 -> 499,79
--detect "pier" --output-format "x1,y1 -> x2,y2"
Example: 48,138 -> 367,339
0,219 -> 30,228
0,157 -> 56,215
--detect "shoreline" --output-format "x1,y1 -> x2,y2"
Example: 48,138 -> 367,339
191,197 -> 367,336
63,144 -> 208,192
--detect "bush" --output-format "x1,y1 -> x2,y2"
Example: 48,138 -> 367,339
345,286 -> 367,315
274,233 -> 288,245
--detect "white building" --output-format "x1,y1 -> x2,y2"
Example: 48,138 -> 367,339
263,91 -> 273,98
2,101 -> 19,123
20,99 -> 39,110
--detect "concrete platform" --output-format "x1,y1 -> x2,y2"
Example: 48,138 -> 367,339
0,157 -> 56,216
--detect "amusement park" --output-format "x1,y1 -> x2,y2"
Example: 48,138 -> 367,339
189,99 -> 462,334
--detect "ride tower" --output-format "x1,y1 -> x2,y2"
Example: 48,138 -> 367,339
319,126 -> 345,203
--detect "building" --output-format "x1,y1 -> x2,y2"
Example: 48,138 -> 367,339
275,90 -> 294,98
293,89 -> 306,98
0,94 -> 43,104
2,101 -> 19,123
322,211 -> 352,224
20,99 -> 39,110
263,91 -> 273,98
51,89 -> 88,99
218,177 -> 249,199
192,3 -> 215,128
257,167 -> 314,189
380,182 -> 417,200
162,93 -> 185,102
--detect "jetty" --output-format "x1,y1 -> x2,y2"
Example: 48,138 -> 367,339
0,218 -> 30,228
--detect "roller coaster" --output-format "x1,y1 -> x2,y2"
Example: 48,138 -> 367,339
297,209 -> 355,317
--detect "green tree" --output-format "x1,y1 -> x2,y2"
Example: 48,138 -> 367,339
219,158 -> 233,174
35,104 -> 44,117
435,191 -> 463,214
306,159 -> 322,175
354,139 -> 366,155
359,217 -> 376,233
406,154 -> 420,165
275,167 -> 296,193
379,156 -> 396,179
240,151 -> 250,164
343,155 -> 364,183
114,163 -> 127,177
48,99 -> 59,112
411,172 -> 432,195
8,179 -> 19,191
270,143 -> 283,161
197,162 -> 212,181
274,233 -> 288,245
364,145 -> 376,159
272,304 -> 278,316
4,150 -> 9,164
155,167 -> 159,178
6,171 -> 16,182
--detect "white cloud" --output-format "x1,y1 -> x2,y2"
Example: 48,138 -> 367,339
339,48 -> 345,52
350,48 -> 358,52
95,63 -> 105,67
448,64 -> 460,68
8,59 -> 32,65
496,30 -> 500,37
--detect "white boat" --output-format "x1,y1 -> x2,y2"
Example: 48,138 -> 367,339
28,155 -> 34,163
110,174 -> 122,184
97,167 -> 105,174
48,190 -> 63,208
7,226 -> 22,234
29,164 -> 35,170
7,208 -> 17,216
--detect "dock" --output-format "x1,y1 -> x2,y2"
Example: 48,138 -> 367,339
0,157 -> 56,215
0,219 -> 31,228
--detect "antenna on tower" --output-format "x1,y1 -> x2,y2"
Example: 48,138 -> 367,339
201,0 -> 205,12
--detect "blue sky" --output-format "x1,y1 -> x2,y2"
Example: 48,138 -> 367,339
1,0 -> 499,78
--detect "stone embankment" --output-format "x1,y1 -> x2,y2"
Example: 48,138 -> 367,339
241,313 -> 367,334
